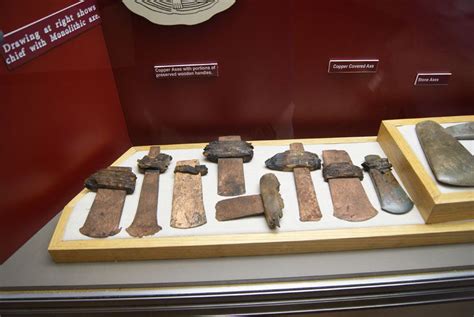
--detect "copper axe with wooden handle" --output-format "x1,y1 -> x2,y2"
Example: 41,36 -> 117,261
126,146 -> 172,237
203,135 -> 254,196
80,167 -> 137,238
265,142 -> 322,221
216,173 -> 284,229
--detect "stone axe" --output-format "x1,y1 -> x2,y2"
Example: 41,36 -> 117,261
416,120 -> 474,186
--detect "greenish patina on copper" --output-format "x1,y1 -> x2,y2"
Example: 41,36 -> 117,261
362,155 -> 413,214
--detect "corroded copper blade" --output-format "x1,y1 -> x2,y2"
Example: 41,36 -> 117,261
218,136 -> 245,196
171,159 -> 207,228
416,120 -> 474,186
289,143 -> 321,221
79,188 -> 126,238
216,195 -> 264,221
323,150 -> 378,222
126,146 -> 163,237
445,122 -> 474,140
363,155 -> 413,214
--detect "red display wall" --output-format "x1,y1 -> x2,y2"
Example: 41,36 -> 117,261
0,0 -> 131,263
99,0 -> 473,145
1,0 -> 473,263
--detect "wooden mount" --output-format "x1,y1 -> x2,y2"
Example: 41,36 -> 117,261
84,166 -> 136,194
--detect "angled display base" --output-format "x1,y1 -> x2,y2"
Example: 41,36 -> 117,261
49,134 -> 474,262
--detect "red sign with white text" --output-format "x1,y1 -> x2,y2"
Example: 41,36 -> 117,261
1,0 -> 101,70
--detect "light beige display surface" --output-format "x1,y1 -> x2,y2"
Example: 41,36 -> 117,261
49,136 -> 474,262
378,115 -> 474,224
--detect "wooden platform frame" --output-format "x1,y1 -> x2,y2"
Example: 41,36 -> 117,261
377,115 -> 474,224
49,135 -> 474,262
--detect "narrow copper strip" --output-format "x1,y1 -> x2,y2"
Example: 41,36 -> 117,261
289,143 -> 322,221
126,146 -> 163,237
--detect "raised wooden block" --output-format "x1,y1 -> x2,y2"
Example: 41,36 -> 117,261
377,115 -> 474,224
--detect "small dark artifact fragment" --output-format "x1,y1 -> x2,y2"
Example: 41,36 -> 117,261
362,155 -> 413,214
203,136 -> 254,196
80,167 -> 137,238
445,122 -> 474,140
171,159 -> 208,229
174,164 -> 208,175
323,150 -> 378,222
126,146 -> 172,238
137,150 -> 172,173
416,120 -> 474,186
265,143 -> 322,221
215,173 -> 284,229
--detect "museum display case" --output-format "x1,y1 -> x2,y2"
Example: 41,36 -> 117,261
1,0 -> 473,315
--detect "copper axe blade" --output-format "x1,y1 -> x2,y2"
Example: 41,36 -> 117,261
80,167 -> 137,238
170,159 -> 208,229
215,173 -> 284,229
323,150 -> 378,222
126,146 -> 172,238
362,155 -> 413,214
265,142 -> 322,221
203,135 -> 254,196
